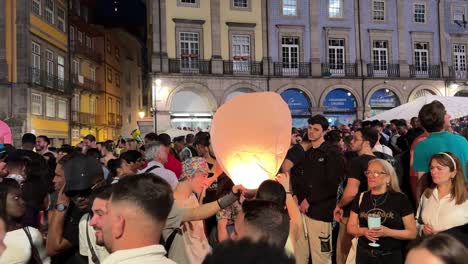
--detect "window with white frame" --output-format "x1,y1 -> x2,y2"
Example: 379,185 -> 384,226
70,26 -> 75,43
372,0 -> 385,21
232,35 -> 250,72
86,36 -> 92,48
90,67 -> 96,81
181,0 -> 196,3
72,59 -> 79,76
233,0 -> 248,8
329,0 -> 343,18
414,42 -> 429,72
57,6 -> 66,31
453,6 -> 466,22
31,42 -> 41,83
78,31 -> 83,44
46,97 -> 56,117
32,0 -> 41,15
45,0 -> 54,24
453,44 -> 466,74
58,100 -> 67,119
281,37 -> 299,71
57,55 -> 64,88
179,32 -> 199,68
46,50 -> 54,86
31,94 -> 43,115
72,94 -> 80,111
414,3 -> 426,23
328,39 -> 345,72
372,40 -> 388,71
283,0 -> 297,16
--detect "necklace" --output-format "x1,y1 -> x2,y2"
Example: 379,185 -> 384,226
371,191 -> 389,209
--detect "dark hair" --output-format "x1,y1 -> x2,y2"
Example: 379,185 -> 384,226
58,153 -> 76,167
21,133 -> 36,145
144,132 -> 158,143
361,120 -> 372,128
418,100 -> 446,132
157,133 -> 172,147
216,174 -> 234,198
83,134 -> 96,142
102,140 -> 115,153
325,130 -> 342,145
92,184 -> 113,201
185,134 -> 195,144
0,179 -> 22,220
86,148 -> 101,160
173,136 -> 185,144
120,150 -> 142,164
37,135 -> 50,145
241,199 -> 290,248
111,173 -> 174,223
370,120 -> 383,128
57,146 -> 74,156
357,127 -> 379,148
203,239 -> 295,264
308,115 -> 329,131
407,234 -> 468,264
5,155 -> 27,172
256,180 -> 286,208
194,132 -> 211,147
107,158 -> 123,178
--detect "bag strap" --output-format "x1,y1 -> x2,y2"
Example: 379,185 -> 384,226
23,227 -> 43,264
164,228 -> 180,257
356,191 -> 366,228
145,165 -> 160,173
87,215 -> 101,264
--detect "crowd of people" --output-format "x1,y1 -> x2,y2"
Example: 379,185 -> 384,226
0,99 -> 467,264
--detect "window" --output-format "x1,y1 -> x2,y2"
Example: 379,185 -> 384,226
453,44 -> 466,77
106,40 -> 111,53
281,37 -> 299,74
45,0 -> 54,24
232,35 -> 251,72
90,97 -> 96,114
115,72 -> 120,87
72,60 -> 79,77
373,0 -> 385,21
181,0 -> 196,3
31,94 -> 42,115
329,0 -> 343,18
283,0 -> 297,16
116,100 -> 121,114
57,6 -> 65,31
178,0 -> 198,6
126,92 -> 132,107
58,100 -> 67,119
233,0 -> 248,8
179,32 -> 199,68
108,98 -> 113,113
70,26 -> 75,43
107,68 -> 112,82
453,6 -> 465,22
72,94 -> 80,111
46,50 -> 54,86
372,40 -> 388,72
86,36 -> 92,48
414,42 -> 429,73
46,97 -> 56,117
78,31 -> 83,44
31,42 -> 41,83
328,39 -> 345,74
115,47 -> 120,61
414,3 -> 425,23
32,0 -> 41,15
57,55 -> 64,88
90,67 -> 96,81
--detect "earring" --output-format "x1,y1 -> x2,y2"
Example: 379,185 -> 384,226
386,182 -> 390,186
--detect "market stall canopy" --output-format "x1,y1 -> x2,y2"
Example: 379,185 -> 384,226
368,95 -> 468,122
162,128 -> 194,139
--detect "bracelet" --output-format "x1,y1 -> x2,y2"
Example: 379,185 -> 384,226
217,191 -> 239,209
286,191 -> 293,195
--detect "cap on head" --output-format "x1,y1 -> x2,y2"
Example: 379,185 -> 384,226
64,154 -> 103,195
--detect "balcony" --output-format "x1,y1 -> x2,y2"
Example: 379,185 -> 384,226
321,63 -> 358,77
29,67 -> 72,94
449,66 -> 468,80
367,64 -> 400,78
72,75 -> 102,93
409,65 -> 441,78
116,114 -> 122,128
70,41 -> 103,63
168,59 -> 211,74
223,60 -> 262,75
71,111 -> 97,126
273,62 -> 311,77
108,113 -> 116,127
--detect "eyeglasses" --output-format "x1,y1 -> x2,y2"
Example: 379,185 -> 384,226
364,171 -> 387,178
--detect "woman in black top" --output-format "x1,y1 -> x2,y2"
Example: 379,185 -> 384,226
347,159 -> 416,264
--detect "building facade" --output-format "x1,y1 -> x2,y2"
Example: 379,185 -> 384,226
150,0 -> 468,131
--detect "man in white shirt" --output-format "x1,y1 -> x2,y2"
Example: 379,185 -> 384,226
141,142 -> 178,189
100,174 -> 176,264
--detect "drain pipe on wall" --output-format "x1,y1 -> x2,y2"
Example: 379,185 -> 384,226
357,0 -> 365,119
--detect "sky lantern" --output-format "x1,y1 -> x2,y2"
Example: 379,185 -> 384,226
211,92 -> 292,189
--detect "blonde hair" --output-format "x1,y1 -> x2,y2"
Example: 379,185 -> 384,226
368,159 -> 401,193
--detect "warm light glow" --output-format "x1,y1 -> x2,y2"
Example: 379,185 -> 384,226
449,83 -> 459,90
211,92 -> 292,190
138,111 -> 145,119
155,79 -> 162,86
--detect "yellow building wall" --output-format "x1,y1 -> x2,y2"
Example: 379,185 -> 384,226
220,1 -> 263,61
30,15 -> 68,51
80,93 -> 90,113
6,0 -> 17,82
31,118 -> 69,138
166,0 -> 212,59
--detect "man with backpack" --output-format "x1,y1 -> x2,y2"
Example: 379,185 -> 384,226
143,142 -> 178,190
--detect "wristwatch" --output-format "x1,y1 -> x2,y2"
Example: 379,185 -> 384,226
55,203 -> 68,212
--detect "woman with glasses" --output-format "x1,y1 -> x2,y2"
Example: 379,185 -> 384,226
347,159 -> 416,264
415,152 -> 468,237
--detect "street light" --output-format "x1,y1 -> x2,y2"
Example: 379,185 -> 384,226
138,110 -> 145,119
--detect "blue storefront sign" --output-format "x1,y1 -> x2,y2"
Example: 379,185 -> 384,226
324,89 -> 357,113
369,89 -> 400,108
280,89 -> 311,116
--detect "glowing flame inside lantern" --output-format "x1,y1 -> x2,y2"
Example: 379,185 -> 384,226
211,92 -> 292,190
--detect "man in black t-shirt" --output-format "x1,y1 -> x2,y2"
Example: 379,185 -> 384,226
333,128 -> 378,264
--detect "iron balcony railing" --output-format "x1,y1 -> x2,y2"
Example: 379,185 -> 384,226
273,62 -> 311,77
366,64 -> 400,77
71,75 -> 102,92
71,111 -> 97,126
448,66 -> 468,80
223,60 -> 263,75
70,41 -> 103,63
409,65 -> 441,78
321,63 -> 358,77
168,58 -> 211,74
29,67 -> 72,94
